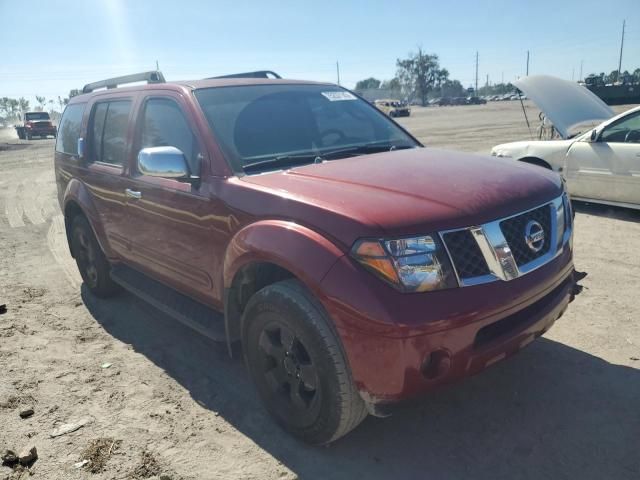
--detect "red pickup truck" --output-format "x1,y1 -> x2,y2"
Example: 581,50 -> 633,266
16,111 -> 57,139
55,71 -> 576,444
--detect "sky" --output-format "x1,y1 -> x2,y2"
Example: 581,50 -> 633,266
1,0 -> 639,107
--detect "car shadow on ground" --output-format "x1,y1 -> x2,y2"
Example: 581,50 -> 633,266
573,200 -> 640,223
82,287 -> 640,480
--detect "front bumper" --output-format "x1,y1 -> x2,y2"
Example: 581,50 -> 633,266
27,127 -> 57,135
319,245 -> 575,408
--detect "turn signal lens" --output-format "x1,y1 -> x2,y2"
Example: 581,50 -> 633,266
351,235 -> 457,292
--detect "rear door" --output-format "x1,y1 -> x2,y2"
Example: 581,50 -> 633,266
124,93 -> 219,304
81,97 -> 136,259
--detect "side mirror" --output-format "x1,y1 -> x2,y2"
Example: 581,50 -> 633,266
590,129 -> 598,142
137,146 -> 191,179
77,137 -> 85,158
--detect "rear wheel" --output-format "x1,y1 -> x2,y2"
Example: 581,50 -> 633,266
70,215 -> 120,297
243,279 -> 367,444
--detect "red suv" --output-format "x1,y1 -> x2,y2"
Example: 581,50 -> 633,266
55,71 -> 576,444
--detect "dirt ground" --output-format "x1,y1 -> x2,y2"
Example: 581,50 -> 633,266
1,101 -> 639,480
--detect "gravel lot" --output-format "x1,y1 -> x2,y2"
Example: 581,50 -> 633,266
1,101 -> 639,479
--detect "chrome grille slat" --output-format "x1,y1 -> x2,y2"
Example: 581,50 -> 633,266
441,194 -> 571,287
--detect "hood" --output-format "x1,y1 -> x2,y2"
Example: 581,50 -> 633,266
238,148 -> 562,245
492,139 -> 573,157
514,75 -> 614,139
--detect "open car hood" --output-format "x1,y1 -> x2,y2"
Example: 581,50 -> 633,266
514,75 -> 615,139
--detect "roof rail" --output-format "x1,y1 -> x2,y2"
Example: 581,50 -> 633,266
208,70 -> 282,80
82,70 -> 166,94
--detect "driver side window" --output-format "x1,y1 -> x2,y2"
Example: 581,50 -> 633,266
600,112 -> 640,143
139,98 -> 201,174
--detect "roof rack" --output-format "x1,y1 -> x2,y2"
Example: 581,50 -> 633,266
82,70 -> 166,94
208,70 -> 282,80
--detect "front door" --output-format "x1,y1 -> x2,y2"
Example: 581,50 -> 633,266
565,110 -> 640,205
124,94 -> 220,305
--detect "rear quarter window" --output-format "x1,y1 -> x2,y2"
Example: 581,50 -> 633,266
55,104 -> 85,155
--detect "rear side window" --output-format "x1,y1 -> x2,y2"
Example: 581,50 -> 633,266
139,98 -> 199,174
55,104 -> 85,155
89,100 -> 131,166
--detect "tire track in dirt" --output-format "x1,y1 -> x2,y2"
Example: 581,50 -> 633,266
47,214 -> 82,289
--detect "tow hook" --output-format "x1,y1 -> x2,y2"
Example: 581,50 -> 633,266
570,270 -> 587,302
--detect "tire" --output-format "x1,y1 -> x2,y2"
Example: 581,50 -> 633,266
243,279 -> 367,445
70,215 -> 120,298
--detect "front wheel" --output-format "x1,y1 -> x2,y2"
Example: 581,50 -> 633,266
243,279 -> 367,445
70,215 -> 120,297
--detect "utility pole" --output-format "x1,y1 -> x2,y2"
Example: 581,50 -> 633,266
486,74 -> 489,88
572,68 -> 575,81
617,19 -> 625,83
579,60 -> 583,81
526,50 -> 530,76
501,71 -> 504,84
475,51 -> 479,94
336,61 -> 341,85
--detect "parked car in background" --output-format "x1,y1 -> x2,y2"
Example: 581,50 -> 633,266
374,99 -> 411,117
492,75 -> 640,209
15,111 -> 57,140
56,70 -> 576,445
467,96 -> 487,105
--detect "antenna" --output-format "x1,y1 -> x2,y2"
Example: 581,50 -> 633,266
526,50 -> 530,76
617,19 -> 625,83
156,59 -> 159,71
336,61 -> 341,85
579,60 -> 583,81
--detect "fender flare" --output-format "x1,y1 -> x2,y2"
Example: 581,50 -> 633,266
62,178 -> 113,258
222,220 -> 345,348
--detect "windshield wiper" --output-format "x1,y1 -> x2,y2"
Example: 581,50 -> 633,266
242,153 -> 322,173
241,142 -> 416,173
320,142 -> 415,160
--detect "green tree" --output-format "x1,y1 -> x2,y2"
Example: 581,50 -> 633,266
35,95 -> 46,111
18,97 -> 29,113
355,77 -> 381,90
396,48 -> 448,106
69,89 -> 81,98
381,77 -> 401,91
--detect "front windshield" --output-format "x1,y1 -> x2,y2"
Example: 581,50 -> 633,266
25,112 -> 50,121
194,84 -> 419,173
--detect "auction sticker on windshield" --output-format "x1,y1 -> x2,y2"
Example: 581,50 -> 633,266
321,91 -> 357,101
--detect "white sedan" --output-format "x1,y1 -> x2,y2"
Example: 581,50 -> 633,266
492,75 -> 640,210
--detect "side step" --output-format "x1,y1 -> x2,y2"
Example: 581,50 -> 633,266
110,264 -> 226,342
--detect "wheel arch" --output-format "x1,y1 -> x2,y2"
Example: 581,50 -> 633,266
62,179 -> 111,258
518,156 -> 553,170
222,220 -> 345,354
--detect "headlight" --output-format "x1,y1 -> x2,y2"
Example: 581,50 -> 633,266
351,235 -> 458,292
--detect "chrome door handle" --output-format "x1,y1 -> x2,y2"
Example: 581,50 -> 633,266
125,189 -> 142,199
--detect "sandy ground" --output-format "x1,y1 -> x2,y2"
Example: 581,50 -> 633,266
1,101 -> 639,479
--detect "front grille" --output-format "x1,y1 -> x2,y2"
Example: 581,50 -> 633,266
500,204 -> 552,266
443,230 -> 489,278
